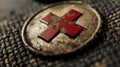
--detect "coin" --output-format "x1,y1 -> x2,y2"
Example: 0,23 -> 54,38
22,1 -> 101,56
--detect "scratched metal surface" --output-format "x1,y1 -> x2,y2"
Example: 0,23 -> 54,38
0,0 -> 120,67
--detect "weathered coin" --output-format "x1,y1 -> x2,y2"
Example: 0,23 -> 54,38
22,1 -> 101,56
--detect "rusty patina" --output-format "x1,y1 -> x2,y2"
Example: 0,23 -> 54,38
22,1 -> 101,56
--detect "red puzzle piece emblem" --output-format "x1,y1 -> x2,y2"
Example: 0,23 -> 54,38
39,9 -> 83,42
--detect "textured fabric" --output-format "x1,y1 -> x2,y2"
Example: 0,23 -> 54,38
0,0 -> 120,67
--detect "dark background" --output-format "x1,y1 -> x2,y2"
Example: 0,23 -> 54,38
0,0 -> 120,67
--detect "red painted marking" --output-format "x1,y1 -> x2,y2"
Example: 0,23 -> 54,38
40,26 -> 59,41
58,9 -> 81,27
57,9 -> 82,37
63,24 -> 83,37
39,9 -> 83,42
41,13 -> 53,24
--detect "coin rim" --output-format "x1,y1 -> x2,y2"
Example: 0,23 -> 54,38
21,1 -> 101,56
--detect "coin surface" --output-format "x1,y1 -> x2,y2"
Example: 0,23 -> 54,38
22,1 -> 101,56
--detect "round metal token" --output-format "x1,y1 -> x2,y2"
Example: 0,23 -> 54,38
22,1 -> 101,56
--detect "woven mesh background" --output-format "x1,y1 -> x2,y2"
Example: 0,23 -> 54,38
0,0 -> 120,67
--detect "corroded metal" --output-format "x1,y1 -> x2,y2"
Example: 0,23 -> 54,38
22,1 -> 101,56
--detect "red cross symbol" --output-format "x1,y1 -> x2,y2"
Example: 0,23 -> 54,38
39,9 -> 83,42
